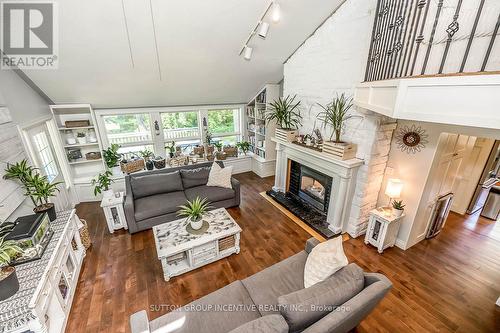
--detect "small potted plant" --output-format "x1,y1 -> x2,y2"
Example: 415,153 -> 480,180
392,200 -> 405,217
29,174 -> 62,221
265,95 -> 302,142
166,141 -> 176,158
317,93 -> 360,160
214,141 -> 223,152
139,149 -> 155,170
177,197 -> 211,230
102,143 -> 122,176
236,141 -> 251,155
92,170 -> 114,197
76,132 -> 87,144
0,225 -> 23,301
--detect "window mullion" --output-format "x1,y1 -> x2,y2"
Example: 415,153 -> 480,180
200,109 -> 208,145
150,112 -> 165,157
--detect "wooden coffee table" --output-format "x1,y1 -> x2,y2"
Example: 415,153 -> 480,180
152,208 -> 242,281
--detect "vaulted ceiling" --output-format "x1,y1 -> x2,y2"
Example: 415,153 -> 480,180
23,0 -> 343,108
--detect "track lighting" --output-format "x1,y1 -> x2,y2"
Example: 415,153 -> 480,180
243,46 -> 253,60
258,22 -> 270,38
272,2 -> 280,23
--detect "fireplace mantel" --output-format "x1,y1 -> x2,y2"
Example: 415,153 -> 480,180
272,139 -> 364,234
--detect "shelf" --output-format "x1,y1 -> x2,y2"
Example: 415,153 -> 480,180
64,142 -> 99,148
68,158 -> 102,165
59,126 -> 95,131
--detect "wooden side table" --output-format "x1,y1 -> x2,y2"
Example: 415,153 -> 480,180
364,208 -> 405,253
100,191 -> 127,233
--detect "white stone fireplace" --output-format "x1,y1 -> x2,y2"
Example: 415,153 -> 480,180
272,139 -> 363,234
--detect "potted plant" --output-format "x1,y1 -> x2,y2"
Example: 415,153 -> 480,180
265,95 -> 302,142
28,174 -> 62,221
139,149 -> 155,170
0,225 -> 23,301
166,141 -> 176,158
236,141 -> 251,155
102,143 -> 122,176
177,197 -> 212,230
392,200 -> 405,217
317,93 -> 359,160
76,132 -> 87,144
214,141 -> 223,152
92,171 -> 114,197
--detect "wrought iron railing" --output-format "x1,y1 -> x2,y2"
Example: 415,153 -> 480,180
364,0 -> 500,81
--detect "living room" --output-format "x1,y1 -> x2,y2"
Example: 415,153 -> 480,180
0,0 -> 499,332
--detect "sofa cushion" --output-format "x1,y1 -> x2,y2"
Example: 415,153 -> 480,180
304,236 -> 348,288
134,191 -> 187,221
180,167 -> 211,189
184,185 -> 235,203
130,171 -> 183,199
242,251 -> 308,316
149,281 -> 260,333
206,162 -> 233,189
228,314 -> 289,333
278,263 -> 365,332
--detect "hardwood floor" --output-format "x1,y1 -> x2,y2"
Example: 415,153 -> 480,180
66,172 -> 500,333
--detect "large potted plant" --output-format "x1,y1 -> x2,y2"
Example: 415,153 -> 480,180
102,143 -> 122,176
236,141 -> 251,155
92,171 -> 114,197
177,197 -> 211,230
317,93 -> 359,160
0,224 -> 23,301
29,174 -> 62,221
265,95 -> 302,142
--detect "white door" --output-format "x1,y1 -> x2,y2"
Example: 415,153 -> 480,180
24,123 -> 71,211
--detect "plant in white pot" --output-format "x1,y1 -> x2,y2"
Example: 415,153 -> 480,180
28,173 -> 62,221
391,200 -> 405,217
0,224 -> 23,301
265,95 -> 302,142
177,197 -> 211,230
102,143 -> 122,176
76,132 -> 87,144
317,93 -> 360,160
92,170 -> 114,198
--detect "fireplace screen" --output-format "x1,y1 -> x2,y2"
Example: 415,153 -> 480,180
301,176 -> 325,203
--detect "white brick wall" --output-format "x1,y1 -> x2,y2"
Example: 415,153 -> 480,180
283,0 -> 397,237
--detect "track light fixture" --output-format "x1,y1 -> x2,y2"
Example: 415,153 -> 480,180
243,46 -> 253,60
272,2 -> 281,23
258,21 -> 270,38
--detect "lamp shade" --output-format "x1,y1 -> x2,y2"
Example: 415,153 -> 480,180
385,178 -> 403,198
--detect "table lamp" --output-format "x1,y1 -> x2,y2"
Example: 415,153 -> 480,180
385,178 -> 403,206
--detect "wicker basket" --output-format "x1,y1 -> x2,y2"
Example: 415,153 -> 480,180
216,151 -> 227,160
153,157 -> 166,169
70,219 -> 92,250
65,120 -> 90,128
206,154 -> 215,161
193,146 -> 205,157
85,151 -> 101,160
121,158 -> 145,174
223,146 -> 238,157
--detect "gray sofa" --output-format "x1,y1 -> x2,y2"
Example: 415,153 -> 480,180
130,238 -> 392,333
124,161 -> 240,234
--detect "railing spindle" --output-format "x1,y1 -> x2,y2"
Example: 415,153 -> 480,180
480,12 -> 500,71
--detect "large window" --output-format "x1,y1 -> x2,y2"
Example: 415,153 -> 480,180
103,114 -> 153,157
208,108 -> 240,145
32,131 -> 59,182
162,111 -> 199,140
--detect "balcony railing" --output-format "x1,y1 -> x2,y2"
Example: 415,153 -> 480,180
364,0 -> 500,82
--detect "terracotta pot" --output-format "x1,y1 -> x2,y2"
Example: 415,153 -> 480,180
0,267 -> 19,301
34,203 -> 56,221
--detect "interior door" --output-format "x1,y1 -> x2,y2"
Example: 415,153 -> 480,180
438,134 -> 470,196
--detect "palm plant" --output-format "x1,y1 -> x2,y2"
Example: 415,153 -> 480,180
29,174 -> 62,210
213,141 -> 223,152
392,200 -> 405,211
3,159 -> 37,206
102,143 -> 122,168
317,93 -> 356,142
177,197 -> 211,222
265,95 -> 302,129
236,141 -> 251,155
92,171 -> 114,196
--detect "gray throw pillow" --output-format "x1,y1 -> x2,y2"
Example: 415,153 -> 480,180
130,171 -> 183,198
228,315 -> 288,333
277,263 -> 364,332
180,167 -> 211,189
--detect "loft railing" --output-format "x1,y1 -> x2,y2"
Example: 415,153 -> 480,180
364,0 -> 500,82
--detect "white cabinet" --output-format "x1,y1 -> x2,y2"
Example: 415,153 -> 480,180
364,209 -> 404,253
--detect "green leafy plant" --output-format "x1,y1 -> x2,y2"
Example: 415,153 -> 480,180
265,95 -> 302,129
139,149 -> 154,160
0,223 -> 15,239
317,93 -> 358,142
0,236 -> 23,268
206,131 -> 213,145
177,197 -> 212,222
166,141 -> 176,154
236,141 -> 251,155
392,200 -> 405,210
102,144 -> 122,168
28,174 -> 62,211
213,141 -> 223,151
91,171 -> 114,196
3,160 -> 37,206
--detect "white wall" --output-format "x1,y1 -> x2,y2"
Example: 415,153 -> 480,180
380,120 -> 500,249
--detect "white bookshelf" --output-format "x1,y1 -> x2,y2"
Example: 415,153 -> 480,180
245,84 -> 280,177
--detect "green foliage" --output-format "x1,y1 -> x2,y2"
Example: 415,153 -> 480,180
92,171 -> 114,196
4,159 -> 37,206
104,114 -> 150,134
236,141 -> 251,155
208,109 -> 236,134
165,141 -> 176,153
265,95 -> 302,129
76,132 -> 86,138
213,141 -> 223,151
162,112 -> 198,130
392,200 -> 405,210
177,197 -> 211,221
317,93 -> 356,142
0,223 -> 15,239
103,144 -> 122,168
139,149 -> 154,160
0,236 -> 23,266
28,173 -> 62,206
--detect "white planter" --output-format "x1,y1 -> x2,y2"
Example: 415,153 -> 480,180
393,208 -> 404,217
111,166 -> 122,176
322,141 -> 357,160
190,218 -> 203,230
275,128 -> 298,142
77,137 -> 87,144
102,189 -> 114,198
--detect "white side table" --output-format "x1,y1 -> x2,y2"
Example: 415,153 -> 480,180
364,208 -> 405,253
100,191 -> 127,233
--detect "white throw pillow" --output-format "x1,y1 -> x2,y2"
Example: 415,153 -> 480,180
206,162 -> 233,189
303,236 -> 348,288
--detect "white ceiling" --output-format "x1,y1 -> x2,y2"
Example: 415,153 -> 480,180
24,0 -> 343,108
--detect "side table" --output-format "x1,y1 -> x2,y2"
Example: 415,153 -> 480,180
364,208 -> 405,253
100,191 -> 127,233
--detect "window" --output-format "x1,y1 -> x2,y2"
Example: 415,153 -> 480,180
103,114 -> 152,146
208,108 -> 241,144
162,111 -> 200,140
32,131 -> 59,182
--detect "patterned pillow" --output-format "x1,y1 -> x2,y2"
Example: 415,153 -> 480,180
206,162 -> 233,189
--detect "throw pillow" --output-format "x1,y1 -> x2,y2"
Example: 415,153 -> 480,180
206,162 -> 233,189
278,264 -> 364,332
303,236 -> 348,288
227,314 -> 288,333
180,167 -> 211,189
130,171 -> 183,199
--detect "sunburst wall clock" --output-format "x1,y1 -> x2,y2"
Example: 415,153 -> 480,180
395,124 -> 429,154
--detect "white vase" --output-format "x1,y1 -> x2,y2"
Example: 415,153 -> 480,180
190,217 -> 203,230
77,137 -> 86,144
102,189 -> 114,198
393,208 -> 404,217
111,166 -> 122,177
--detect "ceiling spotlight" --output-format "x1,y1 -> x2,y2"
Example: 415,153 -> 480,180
258,22 -> 270,38
243,46 -> 253,60
272,2 -> 280,23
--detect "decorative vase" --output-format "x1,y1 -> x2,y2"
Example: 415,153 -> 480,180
87,129 -> 98,143
190,216 -> 203,230
393,208 -> 404,217
33,203 -> 56,221
65,131 -> 76,145
145,159 -> 154,170
0,267 -> 19,301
